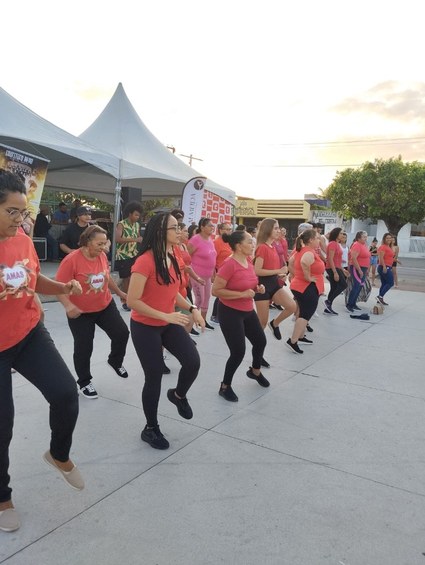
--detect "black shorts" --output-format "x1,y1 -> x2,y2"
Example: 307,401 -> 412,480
115,257 -> 137,279
291,283 -> 319,320
254,275 -> 281,302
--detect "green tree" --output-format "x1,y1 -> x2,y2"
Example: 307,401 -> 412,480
324,157 -> 425,235
141,198 -> 174,220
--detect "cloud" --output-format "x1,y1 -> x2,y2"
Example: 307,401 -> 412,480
332,81 -> 425,122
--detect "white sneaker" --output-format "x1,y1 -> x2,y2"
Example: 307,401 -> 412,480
79,383 -> 98,399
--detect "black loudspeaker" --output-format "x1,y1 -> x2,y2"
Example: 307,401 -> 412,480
121,187 -> 142,210
33,237 -> 47,261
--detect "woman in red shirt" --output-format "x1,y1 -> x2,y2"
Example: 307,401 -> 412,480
127,213 -> 205,450
377,232 -> 395,305
212,231 -> 269,402
346,231 -> 371,313
0,170 -> 84,533
288,229 -> 325,354
324,227 -> 348,315
254,219 -> 297,346
56,225 -> 130,399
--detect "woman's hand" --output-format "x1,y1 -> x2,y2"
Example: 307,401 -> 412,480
333,272 -> 339,282
197,277 -> 206,286
241,289 -> 256,298
165,311 -> 191,326
256,284 -> 265,294
64,279 -> 82,295
66,304 -> 82,319
192,309 -> 205,330
119,291 -> 127,302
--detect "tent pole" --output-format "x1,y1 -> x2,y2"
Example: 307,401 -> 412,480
111,176 -> 122,271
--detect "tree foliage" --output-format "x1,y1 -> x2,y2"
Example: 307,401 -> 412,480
324,157 -> 425,234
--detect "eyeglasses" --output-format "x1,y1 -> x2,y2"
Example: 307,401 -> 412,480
5,208 -> 31,221
167,225 -> 182,232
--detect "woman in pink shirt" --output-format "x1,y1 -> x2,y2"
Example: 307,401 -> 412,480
324,227 -> 348,315
377,232 -> 395,305
187,217 -> 217,330
212,231 -> 269,402
346,231 -> 371,312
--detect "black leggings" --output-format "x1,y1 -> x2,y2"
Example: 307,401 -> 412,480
0,323 -> 79,503
218,302 -> 266,386
131,320 -> 200,427
326,268 -> 347,306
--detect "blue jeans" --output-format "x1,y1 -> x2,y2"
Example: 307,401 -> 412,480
378,265 -> 394,297
347,266 -> 368,308
0,323 -> 79,503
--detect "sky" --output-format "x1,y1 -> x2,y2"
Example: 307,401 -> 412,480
2,0 -> 425,200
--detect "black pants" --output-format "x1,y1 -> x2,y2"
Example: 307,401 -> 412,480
67,299 -> 129,388
0,323 -> 79,503
218,302 -> 266,386
326,268 -> 348,306
131,320 -> 200,427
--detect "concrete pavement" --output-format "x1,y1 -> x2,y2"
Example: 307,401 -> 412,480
1,278 -> 425,565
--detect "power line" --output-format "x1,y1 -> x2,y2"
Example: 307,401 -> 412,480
271,136 -> 425,148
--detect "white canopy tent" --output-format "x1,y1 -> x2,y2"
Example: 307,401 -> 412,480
79,82 -> 235,205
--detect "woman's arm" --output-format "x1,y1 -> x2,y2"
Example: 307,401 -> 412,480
212,276 -> 255,300
254,256 -> 287,277
36,273 -> 81,296
327,247 -> 339,280
300,251 -> 316,282
186,266 -> 205,285
350,249 -> 363,275
377,249 -> 387,272
108,276 -> 127,301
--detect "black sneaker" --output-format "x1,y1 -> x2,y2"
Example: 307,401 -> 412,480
306,324 -> 313,333
167,388 -> 193,419
377,296 -> 388,306
352,305 -> 362,311
122,303 -> 131,312
285,339 -> 304,354
79,383 -> 98,399
108,361 -> 128,378
204,321 -> 215,330
346,305 -> 354,313
325,305 -> 339,315
190,328 -> 199,336
273,303 -> 283,311
260,357 -> 270,368
299,336 -> 313,345
219,385 -> 238,402
141,425 -> 169,450
162,363 -> 171,374
268,319 -> 282,340
246,368 -> 270,387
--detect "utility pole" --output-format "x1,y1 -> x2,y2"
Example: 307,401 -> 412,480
179,153 -> 203,167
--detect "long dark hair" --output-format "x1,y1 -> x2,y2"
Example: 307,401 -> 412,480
328,227 -> 342,242
138,213 -> 181,285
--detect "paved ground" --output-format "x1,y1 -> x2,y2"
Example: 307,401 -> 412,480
1,267 -> 425,565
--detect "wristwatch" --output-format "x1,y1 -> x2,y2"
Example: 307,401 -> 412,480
189,305 -> 198,313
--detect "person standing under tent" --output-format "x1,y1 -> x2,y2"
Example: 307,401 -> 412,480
115,201 -> 143,311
